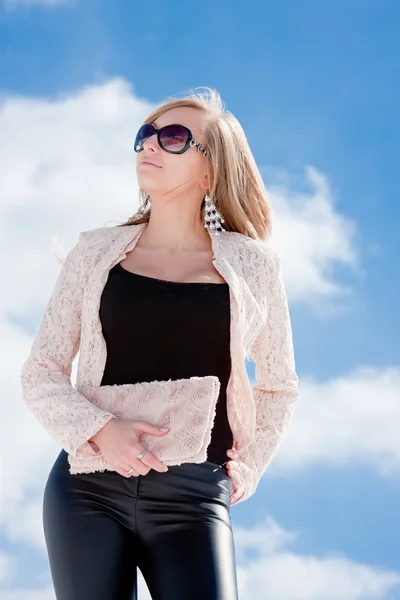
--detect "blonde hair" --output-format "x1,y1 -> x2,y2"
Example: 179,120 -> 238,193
54,87 -> 272,266
117,86 -> 272,241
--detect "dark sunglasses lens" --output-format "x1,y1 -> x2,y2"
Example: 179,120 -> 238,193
134,124 -> 154,152
159,125 -> 189,152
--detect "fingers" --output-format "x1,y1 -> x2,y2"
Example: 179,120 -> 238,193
114,463 -> 139,478
225,452 -> 244,504
226,461 -> 240,473
227,467 -> 241,486
226,449 -> 238,459
230,489 -> 243,504
117,447 -> 169,478
229,475 -> 243,504
114,455 -> 147,477
125,456 -> 153,476
129,456 -> 152,476
140,451 -> 169,474
131,422 -> 169,473
225,459 -> 240,493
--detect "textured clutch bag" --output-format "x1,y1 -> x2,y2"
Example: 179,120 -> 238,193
81,375 -> 221,468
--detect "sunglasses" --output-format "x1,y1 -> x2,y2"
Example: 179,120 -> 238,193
133,123 -> 208,157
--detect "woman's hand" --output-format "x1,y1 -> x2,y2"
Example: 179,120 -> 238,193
89,418 -> 170,477
225,448 -> 245,504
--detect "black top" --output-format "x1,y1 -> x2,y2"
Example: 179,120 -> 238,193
99,262 -> 233,466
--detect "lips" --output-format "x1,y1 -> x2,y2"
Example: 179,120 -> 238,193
140,160 -> 160,167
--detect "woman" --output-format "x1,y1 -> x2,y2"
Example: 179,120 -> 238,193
21,87 -> 299,600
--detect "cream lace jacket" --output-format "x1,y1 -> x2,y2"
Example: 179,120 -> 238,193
20,222 -> 300,505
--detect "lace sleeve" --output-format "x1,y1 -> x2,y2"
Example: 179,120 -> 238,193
20,232 -> 116,457
231,248 -> 300,505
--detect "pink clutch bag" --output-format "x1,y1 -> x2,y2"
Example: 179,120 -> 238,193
74,375 -> 221,470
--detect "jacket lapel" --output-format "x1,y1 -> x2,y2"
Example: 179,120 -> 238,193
78,224 -> 148,393
77,222 -> 256,450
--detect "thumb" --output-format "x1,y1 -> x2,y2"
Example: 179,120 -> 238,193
135,421 -> 170,436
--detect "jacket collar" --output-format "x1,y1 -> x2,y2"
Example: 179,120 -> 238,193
106,222 -> 244,302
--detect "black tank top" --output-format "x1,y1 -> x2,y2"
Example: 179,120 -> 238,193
99,262 -> 233,466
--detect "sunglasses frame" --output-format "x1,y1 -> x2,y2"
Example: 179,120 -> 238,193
134,123 -> 208,158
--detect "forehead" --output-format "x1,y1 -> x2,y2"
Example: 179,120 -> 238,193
153,107 -> 204,136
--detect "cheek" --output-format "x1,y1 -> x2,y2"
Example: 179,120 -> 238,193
170,154 -> 194,173
181,158 -> 205,185
166,160 -> 199,186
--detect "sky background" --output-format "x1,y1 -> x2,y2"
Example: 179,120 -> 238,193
1,0 -> 399,598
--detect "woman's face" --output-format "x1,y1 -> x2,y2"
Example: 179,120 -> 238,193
136,106 -> 209,205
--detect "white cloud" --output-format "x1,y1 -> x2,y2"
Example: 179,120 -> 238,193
266,365 -> 400,476
265,164 -> 361,317
0,77 -> 154,321
234,516 -> 400,600
0,552 -> 16,584
0,587 -> 56,600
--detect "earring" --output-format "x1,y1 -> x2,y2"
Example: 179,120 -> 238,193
203,194 -> 225,236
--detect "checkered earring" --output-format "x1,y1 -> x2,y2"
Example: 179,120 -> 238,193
203,194 -> 225,236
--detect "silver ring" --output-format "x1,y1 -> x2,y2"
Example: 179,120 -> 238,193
125,450 -> 147,476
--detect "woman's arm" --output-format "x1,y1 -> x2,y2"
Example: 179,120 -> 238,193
20,231 -> 116,458
231,248 -> 300,505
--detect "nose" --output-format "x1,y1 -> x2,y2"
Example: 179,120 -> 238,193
141,133 -> 161,153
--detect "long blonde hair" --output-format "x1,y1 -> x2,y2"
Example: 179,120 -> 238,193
117,86 -> 272,241
54,87 -> 272,266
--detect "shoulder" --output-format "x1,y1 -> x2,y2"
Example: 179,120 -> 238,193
72,224 -> 138,271
222,231 -> 280,269
79,224 -> 133,244
78,223 -> 140,254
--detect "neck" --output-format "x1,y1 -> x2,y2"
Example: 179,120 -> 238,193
138,199 -> 211,252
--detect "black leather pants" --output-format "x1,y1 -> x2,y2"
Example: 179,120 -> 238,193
43,449 -> 239,600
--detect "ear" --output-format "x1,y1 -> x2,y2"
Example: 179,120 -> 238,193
200,163 -> 214,191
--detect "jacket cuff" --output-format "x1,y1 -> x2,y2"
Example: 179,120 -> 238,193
70,413 -> 117,458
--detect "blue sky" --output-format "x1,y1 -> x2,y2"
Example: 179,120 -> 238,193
1,1 -> 399,598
